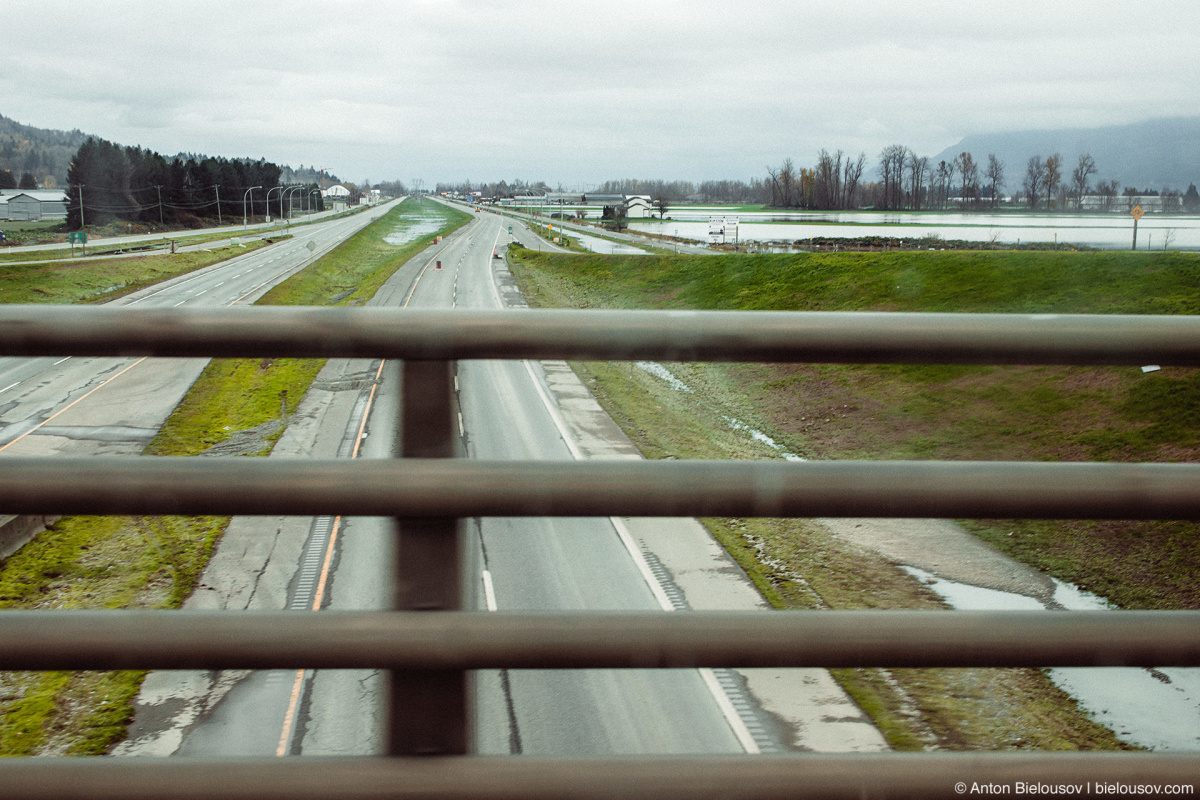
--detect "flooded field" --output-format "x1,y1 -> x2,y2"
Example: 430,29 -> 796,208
629,210 -> 1200,250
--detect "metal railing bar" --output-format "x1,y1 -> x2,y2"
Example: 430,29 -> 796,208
4,457 -> 1200,519
0,610 -> 1195,670
0,754 -> 1196,800
3,306 -> 1200,365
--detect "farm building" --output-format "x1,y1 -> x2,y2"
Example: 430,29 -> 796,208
0,190 -> 69,221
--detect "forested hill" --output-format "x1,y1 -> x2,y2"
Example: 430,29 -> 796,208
933,116 -> 1200,192
0,113 -> 89,188
1,113 -> 342,193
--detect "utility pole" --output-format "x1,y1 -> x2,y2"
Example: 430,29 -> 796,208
78,185 -> 85,229
214,185 -> 222,226
155,185 -> 164,225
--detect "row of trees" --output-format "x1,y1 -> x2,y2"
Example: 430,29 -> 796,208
767,147 -> 1199,212
767,147 -> 1008,211
65,137 -> 323,228
0,170 -> 40,190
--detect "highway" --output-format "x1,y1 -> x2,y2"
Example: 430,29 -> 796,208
113,205 -> 752,757
0,204 -> 396,460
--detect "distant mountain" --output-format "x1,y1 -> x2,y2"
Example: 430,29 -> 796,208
931,117 -> 1200,192
0,113 -> 89,189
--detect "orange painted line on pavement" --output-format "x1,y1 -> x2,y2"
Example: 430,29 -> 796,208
0,357 -> 148,454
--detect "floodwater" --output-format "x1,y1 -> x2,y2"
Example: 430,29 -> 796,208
904,565 -> 1200,751
628,210 -> 1200,251
636,359 -> 1200,749
383,211 -> 444,246
571,230 -> 647,254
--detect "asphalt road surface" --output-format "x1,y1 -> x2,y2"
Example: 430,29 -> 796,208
0,202 -> 398,463
114,205 -> 750,757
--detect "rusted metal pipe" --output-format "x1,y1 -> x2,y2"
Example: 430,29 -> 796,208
0,610 -> 1195,670
2,306 -> 1200,364
2,458 -> 1199,519
0,754 -> 1195,800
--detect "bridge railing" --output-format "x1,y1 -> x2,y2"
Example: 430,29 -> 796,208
0,305 -> 1196,798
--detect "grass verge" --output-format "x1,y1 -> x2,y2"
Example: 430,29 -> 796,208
507,245 -> 1184,750
0,196 -> 470,755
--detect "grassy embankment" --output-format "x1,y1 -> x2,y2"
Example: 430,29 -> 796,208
0,197 -> 471,755
508,245 -> 1200,751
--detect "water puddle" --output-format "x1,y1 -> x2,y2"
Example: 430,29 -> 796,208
903,565 -> 1200,751
383,213 -> 444,246
635,362 -> 804,461
571,231 -> 647,254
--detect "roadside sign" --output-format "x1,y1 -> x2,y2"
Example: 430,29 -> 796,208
1131,205 -> 1144,221
67,231 -> 88,243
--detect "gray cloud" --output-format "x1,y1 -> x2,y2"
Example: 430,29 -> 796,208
4,0 -> 1198,184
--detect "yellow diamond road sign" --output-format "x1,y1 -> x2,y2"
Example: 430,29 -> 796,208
1131,205 -> 1145,221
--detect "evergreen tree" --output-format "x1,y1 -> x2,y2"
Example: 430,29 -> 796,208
18,172 -> 38,189
1185,183 -> 1200,213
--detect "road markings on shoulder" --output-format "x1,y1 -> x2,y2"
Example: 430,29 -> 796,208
277,358 -> 387,757
518,357 -> 761,754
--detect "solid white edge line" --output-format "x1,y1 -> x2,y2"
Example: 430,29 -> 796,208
482,570 -> 498,612
0,382 -> 19,394
520,351 -> 760,755
699,668 -> 762,754
609,516 -> 675,612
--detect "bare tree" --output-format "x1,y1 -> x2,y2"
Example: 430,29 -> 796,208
842,152 -> 866,209
985,154 -> 1005,208
955,152 -> 979,207
815,149 -> 845,209
767,158 -> 797,208
935,160 -> 952,209
878,146 -> 895,209
1071,154 -> 1097,211
907,152 -> 929,211
1024,156 -> 1045,209
1043,154 -> 1062,211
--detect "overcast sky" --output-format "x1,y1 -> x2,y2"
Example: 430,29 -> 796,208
5,1 -> 1199,187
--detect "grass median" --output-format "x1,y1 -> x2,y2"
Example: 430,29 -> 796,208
507,244 -> 1200,751
0,196 -> 471,755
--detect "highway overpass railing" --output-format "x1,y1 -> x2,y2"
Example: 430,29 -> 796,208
0,305 -> 1196,799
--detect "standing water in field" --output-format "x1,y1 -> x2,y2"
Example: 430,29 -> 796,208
384,211 -> 445,246
903,566 -> 1200,751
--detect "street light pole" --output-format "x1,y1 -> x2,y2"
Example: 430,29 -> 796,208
285,186 -> 302,224
243,186 -> 262,229
214,185 -> 222,226
266,187 -> 283,227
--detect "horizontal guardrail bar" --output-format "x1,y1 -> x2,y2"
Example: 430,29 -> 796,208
2,306 -> 1199,364
0,754 -> 1196,800
3,457 -> 1200,518
0,610 -> 1195,670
